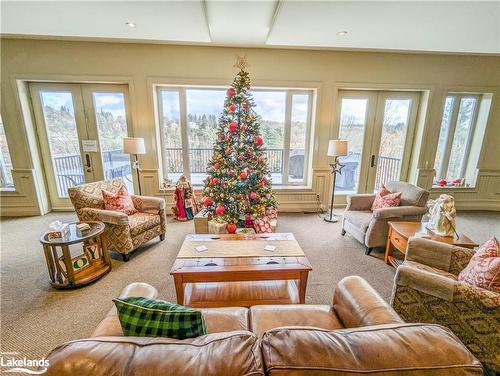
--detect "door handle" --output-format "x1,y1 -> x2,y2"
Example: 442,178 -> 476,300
370,155 -> 376,167
84,154 -> 93,172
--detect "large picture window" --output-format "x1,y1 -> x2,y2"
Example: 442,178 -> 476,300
156,86 -> 314,186
0,114 -> 14,188
434,93 -> 480,184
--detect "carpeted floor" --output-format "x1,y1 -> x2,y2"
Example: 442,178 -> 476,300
0,211 -> 498,359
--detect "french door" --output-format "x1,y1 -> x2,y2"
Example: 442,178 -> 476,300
30,83 -> 134,209
335,90 -> 419,194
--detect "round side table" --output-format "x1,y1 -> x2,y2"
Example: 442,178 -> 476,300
40,221 -> 111,289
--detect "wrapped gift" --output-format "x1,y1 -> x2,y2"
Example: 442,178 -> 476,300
253,217 -> 273,234
208,219 -> 228,234
265,207 -> 278,220
46,221 -> 70,241
194,210 -> 210,234
269,218 -> 277,232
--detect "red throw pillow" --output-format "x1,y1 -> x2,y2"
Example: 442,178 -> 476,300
102,185 -> 138,215
371,184 -> 401,210
458,236 -> 500,292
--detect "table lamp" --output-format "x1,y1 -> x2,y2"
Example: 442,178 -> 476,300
123,137 -> 146,195
325,139 -> 348,223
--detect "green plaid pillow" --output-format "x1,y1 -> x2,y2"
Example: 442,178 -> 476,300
113,297 -> 207,339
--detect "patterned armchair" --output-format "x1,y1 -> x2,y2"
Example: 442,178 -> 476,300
391,237 -> 500,373
341,181 -> 429,255
69,179 -> 166,261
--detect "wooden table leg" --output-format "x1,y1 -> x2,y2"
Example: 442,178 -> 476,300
298,271 -> 308,304
100,233 -> 111,268
61,245 -> 75,285
43,245 -> 55,283
173,275 -> 184,305
385,227 -> 392,265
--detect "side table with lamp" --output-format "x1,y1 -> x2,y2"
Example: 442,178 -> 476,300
324,140 -> 348,223
123,137 -> 146,195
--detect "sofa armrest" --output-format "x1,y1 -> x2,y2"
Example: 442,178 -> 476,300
372,205 -> 427,219
132,195 -> 165,213
91,283 -> 158,337
261,324 -> 482,375
80,207 -> 129,226
332,276 -> 403,328
345,194 -> 375,211
405,237 -> 475,273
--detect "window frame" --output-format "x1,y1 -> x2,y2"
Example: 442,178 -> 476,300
155,85 -> 314,187
435,93 -> 481,181
0,113 -> 15,189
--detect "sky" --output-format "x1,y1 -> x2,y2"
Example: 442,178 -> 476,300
340,98 -> 411,125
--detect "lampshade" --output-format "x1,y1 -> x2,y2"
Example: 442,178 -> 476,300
123,137 -> 146,155
327,140 -> 348,157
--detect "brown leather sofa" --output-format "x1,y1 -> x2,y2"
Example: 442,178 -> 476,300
44,276 -> 482,375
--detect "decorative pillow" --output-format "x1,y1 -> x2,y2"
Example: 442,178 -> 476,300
102,185 -> 137,215
254,217 -> 273,234
371,185 -> 401,210
458,236 -> 500,292
113,297 -> 207,339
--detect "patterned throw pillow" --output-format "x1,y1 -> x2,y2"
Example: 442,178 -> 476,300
458,236 -> 500,292
113,297 -> 207,339
371,184 -> 402,210
102,185 -> 138,215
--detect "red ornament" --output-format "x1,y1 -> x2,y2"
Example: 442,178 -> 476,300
260,178 -> 268,186
226,223 -> 237,233
237,155 -> 244,160
219,133 -> 225,141
215,206 -> 225,215
227,104 -> 237,113
225,148 -> 232,155
437,179 -> 447,187
210,178 -> 219,186
239,171 -> 248,180
228,122 -> 238,132
227,88 -> 236,97
254,135 -> 263,146
240,123 -> 247,131
247,151 -> 254,158
249,192 -> 258,200
213,162 -> 220,169
203,197 -> 213,206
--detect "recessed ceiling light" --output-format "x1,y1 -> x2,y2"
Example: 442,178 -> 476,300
126,22 -> 136,28
337,31 -> 348,36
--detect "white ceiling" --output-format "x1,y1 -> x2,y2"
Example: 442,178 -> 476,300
1,1 -> 499,54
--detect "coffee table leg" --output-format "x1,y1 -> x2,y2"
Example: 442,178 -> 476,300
298,271 -> 308,304
173,275 -> 184,305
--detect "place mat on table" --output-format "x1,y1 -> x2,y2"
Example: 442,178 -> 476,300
177,234 -> 305,258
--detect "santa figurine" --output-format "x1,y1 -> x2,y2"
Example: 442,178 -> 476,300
244,213 -> 254,228
173,175 -> 198,221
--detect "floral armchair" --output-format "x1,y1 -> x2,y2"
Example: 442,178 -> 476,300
391,237 -> 500,373
68,179 -> 166,261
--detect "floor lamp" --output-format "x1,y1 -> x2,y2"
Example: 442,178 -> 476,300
324,140 -> 348,223
123,137 -> 146,195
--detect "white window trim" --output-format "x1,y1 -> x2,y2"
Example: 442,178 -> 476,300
435,93 -> 480,181
155,85 -> 314,187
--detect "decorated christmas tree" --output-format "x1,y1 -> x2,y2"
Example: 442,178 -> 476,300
201,57 -> 277,232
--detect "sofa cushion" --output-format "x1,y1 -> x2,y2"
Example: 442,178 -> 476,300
343,210 -> 372,232
45,331 -> 264,376
129,212 -> 161,237
250,305 -> 342,337
385,181 -> 429,207
261,324 -> 482,375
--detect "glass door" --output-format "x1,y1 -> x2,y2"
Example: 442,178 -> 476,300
336,90 -> 419,194
30,83 -> 133,209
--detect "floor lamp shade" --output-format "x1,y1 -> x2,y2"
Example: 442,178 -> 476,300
123,137 -> 146,155
327,140 -> 348,157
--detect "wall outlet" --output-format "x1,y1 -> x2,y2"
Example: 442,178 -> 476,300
316,194 -> 321,201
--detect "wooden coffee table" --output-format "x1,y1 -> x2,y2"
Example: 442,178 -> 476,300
385,221 -> 478,268
170,233 -> 312,308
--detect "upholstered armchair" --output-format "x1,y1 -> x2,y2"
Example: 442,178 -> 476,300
341,181 -> 429,254
391,237 -> 499,373
68,178 -> 166,261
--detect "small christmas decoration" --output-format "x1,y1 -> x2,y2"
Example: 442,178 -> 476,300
244,214 -> 254,228
226,223 -> 237,233
173,175 -> 198,221
437,179 -> 447,187
161,178 -> 172,190
215,206 -> 225,215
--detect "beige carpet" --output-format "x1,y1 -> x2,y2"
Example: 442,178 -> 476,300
0,211 -> 498,359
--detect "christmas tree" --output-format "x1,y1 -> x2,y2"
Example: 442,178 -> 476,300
201,58 -> 277,231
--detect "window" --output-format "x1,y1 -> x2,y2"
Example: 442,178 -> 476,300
157,86 -> 314,186
434,94 -> 480,185
0,114 -> 14,188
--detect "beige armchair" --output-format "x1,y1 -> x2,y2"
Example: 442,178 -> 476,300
391,237 -> 500,373
68,178 -> 166,261
341,181 -> 429,255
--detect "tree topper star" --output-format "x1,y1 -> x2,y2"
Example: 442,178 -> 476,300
234,55 -> 249,71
